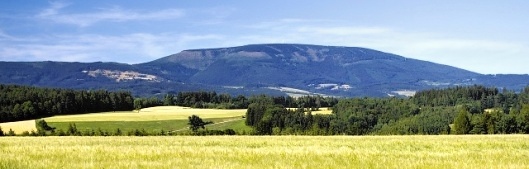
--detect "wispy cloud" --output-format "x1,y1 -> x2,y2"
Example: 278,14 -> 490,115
224,19 -> 529,74
0,33 -> 223,63
3,12 -> 528,74
295,26 -> 391,36
38,1 -> 68,17
0,29 -> 12,40
37,2 -> 185,27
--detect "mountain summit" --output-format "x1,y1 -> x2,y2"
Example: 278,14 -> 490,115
1,44 -> 527,97
146,44 -> 479,96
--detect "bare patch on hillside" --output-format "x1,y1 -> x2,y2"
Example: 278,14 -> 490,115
84,69 -> 162,82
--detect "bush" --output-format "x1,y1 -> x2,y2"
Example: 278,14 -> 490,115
21,131 -> 30,136
36,119 -> 55,133
7,129 -> 16,136
55,129 -> 66,136
114,128 -> 123,136
224,129 -> 236,135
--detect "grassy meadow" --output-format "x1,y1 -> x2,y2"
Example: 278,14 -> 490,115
42,106 -> 249,134
1,135 -> 528,169
46,117 -> 251,134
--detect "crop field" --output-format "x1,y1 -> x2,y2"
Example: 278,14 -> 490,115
0,120 -> 36,134
44,106 -> 247,122
0,106 -> 248,134
41,106 -> 249,133
1,135 -> 528,169
47,117 -> 251,134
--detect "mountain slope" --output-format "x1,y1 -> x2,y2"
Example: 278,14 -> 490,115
147,44 -> 481,96
0,44 -> 527,97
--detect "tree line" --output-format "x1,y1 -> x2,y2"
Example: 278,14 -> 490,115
246,85 -> 529,135
0,84 -> 134,123
0,84 -> 339,123
133,91 -> 339,110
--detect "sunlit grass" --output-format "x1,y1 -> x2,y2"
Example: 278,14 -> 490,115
47,117 -> 250,133
0,120 -> 36,134
1,135 -> 528,169
44,106 -> 246,122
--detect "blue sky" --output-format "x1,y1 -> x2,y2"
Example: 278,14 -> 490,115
1,1 -> 528,74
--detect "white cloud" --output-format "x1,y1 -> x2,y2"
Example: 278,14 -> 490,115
0,30 -> 11,40
37,2 -> 184,27
3,13 -> 528,74
223,19 -> 529,74
295,26 -> 391,36
0,33 -> 224,63
38,1 -> 68,17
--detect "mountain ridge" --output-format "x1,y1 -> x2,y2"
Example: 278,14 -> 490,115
1,44 -> 528,97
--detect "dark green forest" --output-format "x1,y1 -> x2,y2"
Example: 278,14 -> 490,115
3,84 -> 529,136
134,91 -> 338,110
0,84 -> 134,123
246,85 -> 529,135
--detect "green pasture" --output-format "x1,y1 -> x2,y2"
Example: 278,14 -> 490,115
47,117 -> 251,134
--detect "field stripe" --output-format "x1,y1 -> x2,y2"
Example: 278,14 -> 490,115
0,120 -> 37,134
44,106 -> 246,122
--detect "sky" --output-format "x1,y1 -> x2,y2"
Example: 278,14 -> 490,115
1,1 -> 528,74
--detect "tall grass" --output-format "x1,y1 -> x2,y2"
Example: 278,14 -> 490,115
1,135 -> 528,168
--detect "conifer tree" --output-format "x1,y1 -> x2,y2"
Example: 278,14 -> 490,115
454,108 -> 471,134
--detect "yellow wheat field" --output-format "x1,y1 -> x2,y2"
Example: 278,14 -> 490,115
44,106 -> 246,122
1,135 -> 528,169
0,120 -> 37,134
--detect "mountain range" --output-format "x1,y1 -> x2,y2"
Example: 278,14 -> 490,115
1,44 -> 528,97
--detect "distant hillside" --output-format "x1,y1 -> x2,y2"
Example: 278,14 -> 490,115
0,44 -> 528,97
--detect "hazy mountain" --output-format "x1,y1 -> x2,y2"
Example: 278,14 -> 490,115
1,44 -> 528,97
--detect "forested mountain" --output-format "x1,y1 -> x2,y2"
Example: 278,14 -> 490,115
1,44 -> 528,97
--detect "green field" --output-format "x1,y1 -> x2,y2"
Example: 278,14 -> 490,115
1,135 -> 528,168
47,117 -> 251,134
41,106 -> 250,134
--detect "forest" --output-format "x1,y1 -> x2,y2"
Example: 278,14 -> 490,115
0,84 -> 134,123
246,85 -> 529,135
2,84 -> 529,135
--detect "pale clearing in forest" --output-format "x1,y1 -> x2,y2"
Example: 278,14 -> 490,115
286,107 -> 333,115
